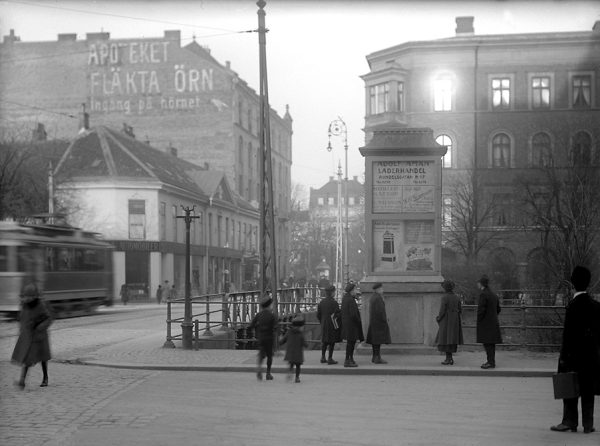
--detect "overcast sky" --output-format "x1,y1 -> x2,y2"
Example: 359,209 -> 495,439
1,0 -> 599,194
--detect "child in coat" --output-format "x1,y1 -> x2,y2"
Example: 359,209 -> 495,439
280,315 -> 308,383
249,296 -> 278,380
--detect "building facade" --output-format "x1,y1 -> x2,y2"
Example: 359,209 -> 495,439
0,29 -> 292,279
362,17 -> 600,289
54,125 -> 260,299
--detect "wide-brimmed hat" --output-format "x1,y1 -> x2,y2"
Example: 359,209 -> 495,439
345,281 -> 356,293
260,296 -> 272,308
477,275 -> 489,287
441,279 -> 455,292
325,284 -> 336,295
372,282 -> 382,290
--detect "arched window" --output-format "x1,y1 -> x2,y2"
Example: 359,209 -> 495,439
531,132 -> 552,167
492,133 -> 511,167
571,131 -> 592,166
436,134 -> 452,168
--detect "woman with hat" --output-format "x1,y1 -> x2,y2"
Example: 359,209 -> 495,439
435,279 -> 464,365
476,275 -> 502,369
341,281 -> 364,367
366,282 -> 391,364
317,284 -> 341,364
11,283 -> 53,389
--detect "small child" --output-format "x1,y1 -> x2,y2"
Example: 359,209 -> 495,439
249,295 -> 278,380
280,315 -> 308,383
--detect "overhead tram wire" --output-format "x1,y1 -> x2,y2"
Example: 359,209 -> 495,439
6,0 -> 241,34
0,99 -> 78,119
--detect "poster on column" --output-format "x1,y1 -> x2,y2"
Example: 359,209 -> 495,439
372,160 -> 436,213
373,220 -> 435,273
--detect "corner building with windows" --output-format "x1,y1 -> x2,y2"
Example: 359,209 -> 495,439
0,29 -> 292,281
362,17 -> 600,289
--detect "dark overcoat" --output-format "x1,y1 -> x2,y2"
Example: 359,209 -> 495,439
435,291 -> 464,347
11,298 -> 52,366
366,292 -> 391,345
249,309 -> 277,342
341,293 -> 364,342
476,287 -> 502,344
317,295 -> 341,343
281,326 -> 308,364
558,292 -> 600,395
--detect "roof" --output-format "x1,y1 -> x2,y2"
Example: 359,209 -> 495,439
54,126 -> 204,195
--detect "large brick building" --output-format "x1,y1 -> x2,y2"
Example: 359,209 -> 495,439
362,17 -> 600,290
0,28 -> 292,280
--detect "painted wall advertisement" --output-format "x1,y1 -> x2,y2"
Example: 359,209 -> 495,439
372,160 -> 435,213
372,220 -> 435,273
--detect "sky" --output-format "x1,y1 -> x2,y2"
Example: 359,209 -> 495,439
1,0 -> 599,196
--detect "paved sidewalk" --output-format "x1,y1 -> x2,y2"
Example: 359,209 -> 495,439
55,329 -> 558,377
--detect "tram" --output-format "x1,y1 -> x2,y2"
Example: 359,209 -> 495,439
0,217 -> 114,318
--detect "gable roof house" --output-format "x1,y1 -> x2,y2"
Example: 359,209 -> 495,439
54,125 -> 259,298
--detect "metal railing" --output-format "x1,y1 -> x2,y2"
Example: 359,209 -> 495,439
164,286 -> 324,349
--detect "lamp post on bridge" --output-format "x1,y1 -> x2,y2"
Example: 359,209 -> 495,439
177,205 -> 200,350
327,117 -> 350,286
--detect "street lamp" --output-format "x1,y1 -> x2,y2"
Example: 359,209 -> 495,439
177,205 -> 200,350
327,117 -> 349,286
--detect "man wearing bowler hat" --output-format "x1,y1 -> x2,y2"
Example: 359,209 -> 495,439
341,281 -> 364,367
366,282 -> 391,364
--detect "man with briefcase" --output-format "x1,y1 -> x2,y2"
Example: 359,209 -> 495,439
551,266 -> 600,434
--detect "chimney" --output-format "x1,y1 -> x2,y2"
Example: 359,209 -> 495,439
32,123 -> 47,141
593,21 -> 600,32
329,176 -> 334,182
58,33 -> 77,42
79,104 -> 89,132
353,175 -> 358,182
164,30 -> 180,47
169,145 -> 178,157
86,32 -> 110,41
226,61 -> 231,69
3,29 -> 20,43
122,123 -> 135,138
455,16 -> 474,36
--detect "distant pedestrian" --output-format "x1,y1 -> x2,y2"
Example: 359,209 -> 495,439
120,283 -> 129,305
317,284 -> 341,364
11,284 -> 52,389
551,266 -> 600,434
248,295 -> 278,380
366,282 -> 391,364
341,281 -> 364,367
318,275 -> 331,297
435,279 -> 464,365
280,315 -> 308,383
156,285 -> 163,304
169,285 -> 177,300
476,275 -> 502,369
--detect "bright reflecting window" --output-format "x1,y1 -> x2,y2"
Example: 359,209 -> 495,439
369,83 -> 389,115
532,77 -> 550,109
492,133 -> 511,167
434,78 -> 452,111
492,78 -> 510,109
436,134 -> 453,168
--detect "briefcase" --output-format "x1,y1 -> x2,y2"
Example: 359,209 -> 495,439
552,372 -> 580,400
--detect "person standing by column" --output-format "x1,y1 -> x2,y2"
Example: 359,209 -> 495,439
366,282 -> 391,364
551,265 -> 600,434
119,283 -> 129,305
156,284 -> 163,305
317,284 -> 341,364
341,281 -> 363,367
435,279 -> 464,365
12,284 -> 53,389
476,275 -> 502,369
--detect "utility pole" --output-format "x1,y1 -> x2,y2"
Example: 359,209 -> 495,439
257,0 -> 278,313
177,205 -> 200,349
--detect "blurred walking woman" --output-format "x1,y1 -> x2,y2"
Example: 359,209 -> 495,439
12,283 -> 53,389
435,280 -> 464,365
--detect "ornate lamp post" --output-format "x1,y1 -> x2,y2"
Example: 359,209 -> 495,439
327,117 -> 349,284
177,205 -> 200,349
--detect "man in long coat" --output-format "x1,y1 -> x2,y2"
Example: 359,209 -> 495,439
317,284 -> 341,364
551,266 -> 600,434
341,281 -> 364,367
366,282 -> 391,364
476,275 -> 502,369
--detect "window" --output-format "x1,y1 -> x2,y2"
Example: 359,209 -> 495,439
442,197 -> 452,228
434,78 -> 452,111
435,134 -> 452,168
317,197 -> 324,206
128,200 -> 145,239
397,81 -> 404,112
159,202 -> 166,241
531,132 -> 552,167
328,197 -> 334,206
571,131 -> 592,166
369,83 -> 389,115
172,205 -> 178,242
492,78 -> 510,110
493,194 -> 512,226
573,75 -> 591,108
532,76 -> 550,109
248,179 -> 253,201
217,216 -> 222,247
248,108 -> 253,134
208,213 -> 213,246
492,133 -> 511,168
238,99 -> 243,125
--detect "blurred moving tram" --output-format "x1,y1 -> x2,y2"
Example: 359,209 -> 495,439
0,217 -> 114,318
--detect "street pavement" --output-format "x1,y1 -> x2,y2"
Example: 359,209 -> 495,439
1,304 -> 598,445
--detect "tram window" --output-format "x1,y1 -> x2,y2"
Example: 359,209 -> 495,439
17,247 -> 33,272
0,246 -> 8,271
